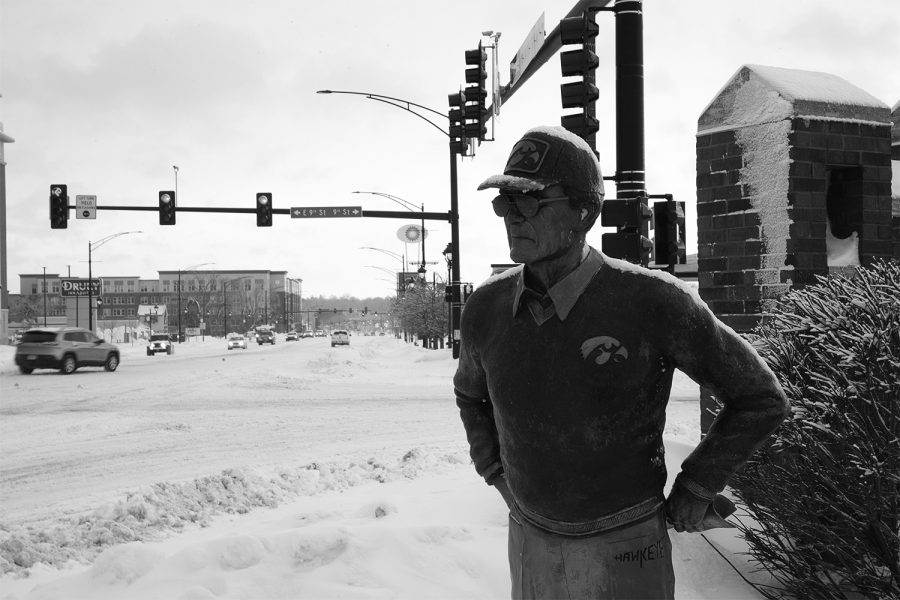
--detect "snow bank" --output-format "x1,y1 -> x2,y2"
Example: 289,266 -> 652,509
0,447 -> 469,577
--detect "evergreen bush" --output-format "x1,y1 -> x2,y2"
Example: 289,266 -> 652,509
732,260 -> 899,600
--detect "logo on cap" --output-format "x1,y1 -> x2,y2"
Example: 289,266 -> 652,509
504,138 -> 549,175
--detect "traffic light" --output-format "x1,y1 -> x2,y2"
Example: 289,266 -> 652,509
256,193 -> 272,227
652,199 -> 687,266
448,91 -> 468,155
559,11 -> 600,140
600,198 -> 652,264
601,232 -> 652,263
50,184 -> 68,229
463,42 -> 488,141
600,199 -> 651,229
158,190 -> 176,225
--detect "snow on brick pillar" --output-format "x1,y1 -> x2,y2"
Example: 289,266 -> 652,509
695,65 -> 892,435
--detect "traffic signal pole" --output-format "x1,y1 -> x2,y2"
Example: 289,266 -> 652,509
614,0 -> 648,252
449,143 -> 461,359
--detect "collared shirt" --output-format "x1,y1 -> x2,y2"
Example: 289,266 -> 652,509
512,246 -> 604,325
453,248 -> 788,531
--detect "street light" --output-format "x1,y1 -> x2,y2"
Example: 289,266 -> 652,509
443,243 -> 455,349
318,88 -> 462,358
88,231 -> 143,332
177,262 -> 214,343
149,304 -> 160,335
359,247 -> 406,271
223,276 -> 252,338
353,191 -> 426,271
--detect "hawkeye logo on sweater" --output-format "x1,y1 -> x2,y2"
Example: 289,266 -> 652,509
580,336 -> 629,366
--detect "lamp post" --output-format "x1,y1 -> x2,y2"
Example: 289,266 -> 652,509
359,247 -> 406,272
443,242 -> 454,348
184,297 -> 201,341
353,191 -> 426,271
149,304 -> 159,335
223,276 -> 251,338
88,231 -> 143,332
42,266 -> 47,326
318,88 -> 461,358
177,262 -> 214,343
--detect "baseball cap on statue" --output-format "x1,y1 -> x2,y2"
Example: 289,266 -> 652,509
477,126 -> 605,199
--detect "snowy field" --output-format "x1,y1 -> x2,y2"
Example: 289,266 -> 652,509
0,334 -> 772,599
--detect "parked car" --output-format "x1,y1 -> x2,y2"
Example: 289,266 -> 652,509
227,335 -> 248,350
331,330 -> 350,347
286,331 -> 298,341
15,327 -> 120,374
147,333 -> 173,356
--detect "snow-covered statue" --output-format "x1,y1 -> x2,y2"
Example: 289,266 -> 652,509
453,126 -> 789,599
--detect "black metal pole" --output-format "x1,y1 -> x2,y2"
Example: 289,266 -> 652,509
450,144 -> 462,359
178,270 -> 182,342
88,242 -> 93,332
42,267 -> 47,326
615,0 -> 648,257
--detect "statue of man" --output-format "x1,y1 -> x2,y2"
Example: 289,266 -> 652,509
454,126 -> 789,599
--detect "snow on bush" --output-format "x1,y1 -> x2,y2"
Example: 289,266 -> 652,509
0,447 -> 468,576
732,260 -> 900,600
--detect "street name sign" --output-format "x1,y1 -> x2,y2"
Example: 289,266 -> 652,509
291,206 -> 362,218
509,14 -> 546,91
75,195 -> 97,219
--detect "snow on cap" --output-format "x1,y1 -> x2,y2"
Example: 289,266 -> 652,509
477,126 -> 605,198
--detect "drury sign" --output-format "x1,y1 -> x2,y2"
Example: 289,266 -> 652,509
60,278 -> 102,297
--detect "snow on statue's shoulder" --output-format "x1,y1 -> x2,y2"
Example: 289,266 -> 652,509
479,264 -> 523,289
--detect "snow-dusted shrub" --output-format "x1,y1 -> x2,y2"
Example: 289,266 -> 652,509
732,260 -> 899,600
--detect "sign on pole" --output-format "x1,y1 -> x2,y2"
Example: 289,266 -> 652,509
60,278 -> 102,297
509,14 -> 546,90
291,206 -> 362,218
75,195 -> 97,219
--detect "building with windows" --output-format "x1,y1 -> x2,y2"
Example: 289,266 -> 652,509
11,269 -> 303,342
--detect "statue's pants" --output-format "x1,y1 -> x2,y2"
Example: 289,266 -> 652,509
508,506 -> 674,600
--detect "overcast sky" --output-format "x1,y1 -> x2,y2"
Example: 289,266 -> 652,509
2,0 -> 898,298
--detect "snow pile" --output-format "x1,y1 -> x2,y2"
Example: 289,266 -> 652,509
0,447 -> 469,576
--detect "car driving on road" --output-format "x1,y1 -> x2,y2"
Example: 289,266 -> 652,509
147,333 -> 174,356
256,329 -> 275,345
15,327 -> 120,374
227,335 -> 248,350
331,330 -> 350,347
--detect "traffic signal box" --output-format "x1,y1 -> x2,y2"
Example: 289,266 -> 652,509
256,193 -> 272,227
559,11 -> 600,142
158,190 -> 176,225
448,91 -> 468,155
652,198 -> 686,268
600,198 -> 652,264
463,42 -> 488,142
50,184 -> 68,229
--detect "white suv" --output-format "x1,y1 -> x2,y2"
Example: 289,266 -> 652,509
147,333 -> 174,356
331,330 -> 350,347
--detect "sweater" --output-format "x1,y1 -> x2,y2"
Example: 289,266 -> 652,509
453,248 -> 788,532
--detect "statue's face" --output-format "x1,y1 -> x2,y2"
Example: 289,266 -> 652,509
499,185 -> 580,265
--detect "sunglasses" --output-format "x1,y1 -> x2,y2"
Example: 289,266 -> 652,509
491,193 -> 570,218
